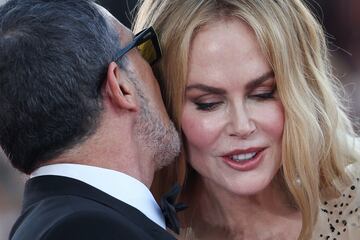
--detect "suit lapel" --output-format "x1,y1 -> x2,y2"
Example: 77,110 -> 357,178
22,175 -> 173,239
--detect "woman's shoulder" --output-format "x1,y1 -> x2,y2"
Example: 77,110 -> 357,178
314,162 -> 360,239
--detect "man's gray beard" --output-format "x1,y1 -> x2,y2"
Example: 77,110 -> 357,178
133,80 -> 181,170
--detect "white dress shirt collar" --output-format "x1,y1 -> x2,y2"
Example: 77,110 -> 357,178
30,163 -> 165,229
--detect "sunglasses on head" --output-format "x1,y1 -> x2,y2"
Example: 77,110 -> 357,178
114,26 -> 162,65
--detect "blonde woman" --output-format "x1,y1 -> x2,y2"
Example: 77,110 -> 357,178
134,0 -> 360,239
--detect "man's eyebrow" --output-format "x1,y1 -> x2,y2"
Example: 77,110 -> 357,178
245,71 -> 275,90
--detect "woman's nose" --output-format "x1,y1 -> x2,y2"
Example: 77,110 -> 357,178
227,103 -> 256,139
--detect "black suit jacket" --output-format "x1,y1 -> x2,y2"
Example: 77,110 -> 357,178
9,175 -> 176,240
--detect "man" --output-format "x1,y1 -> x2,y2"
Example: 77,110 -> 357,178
0,0 -> 180,239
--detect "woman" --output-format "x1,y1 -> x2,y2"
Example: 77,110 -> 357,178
134,0 -> 360,239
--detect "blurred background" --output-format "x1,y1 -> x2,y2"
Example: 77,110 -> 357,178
0,0 -> 359,239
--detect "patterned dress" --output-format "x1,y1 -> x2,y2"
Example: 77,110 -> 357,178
314,164 -> 360,240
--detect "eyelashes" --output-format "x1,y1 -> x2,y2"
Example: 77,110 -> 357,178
192,86 -> 277,112
250,87 -> 276,100
194,102 -> 222,111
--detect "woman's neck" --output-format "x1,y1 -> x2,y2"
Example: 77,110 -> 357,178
181,173 -> 302,240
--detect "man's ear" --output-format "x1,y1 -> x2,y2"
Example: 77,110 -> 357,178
105,62 -> 137,111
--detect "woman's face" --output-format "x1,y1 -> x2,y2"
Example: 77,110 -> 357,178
182,19 -> 285,196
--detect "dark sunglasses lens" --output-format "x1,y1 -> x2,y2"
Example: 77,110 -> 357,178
137,39 -> 158,64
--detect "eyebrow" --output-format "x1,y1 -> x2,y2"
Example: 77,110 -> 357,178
185,84 -> 226,94
185,71 -> 274,94
245,71 -> 275,91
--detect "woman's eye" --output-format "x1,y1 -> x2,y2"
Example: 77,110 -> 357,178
250,88 -> 276,100
194,102 -> 222,111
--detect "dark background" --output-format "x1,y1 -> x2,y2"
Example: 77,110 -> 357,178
98,0 -> 137,28
0,0 -> 359,238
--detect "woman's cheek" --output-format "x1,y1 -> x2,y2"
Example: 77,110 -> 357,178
251,101 -> 285,139
181,107 -> 225,150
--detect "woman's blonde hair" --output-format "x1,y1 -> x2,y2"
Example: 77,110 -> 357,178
134,0 -> 359,239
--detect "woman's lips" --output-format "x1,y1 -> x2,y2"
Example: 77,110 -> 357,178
222,148 -> 266,171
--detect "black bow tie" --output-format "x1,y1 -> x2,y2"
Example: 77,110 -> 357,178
160,183 -> 187,234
